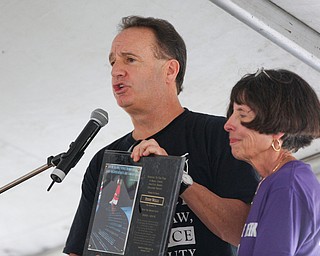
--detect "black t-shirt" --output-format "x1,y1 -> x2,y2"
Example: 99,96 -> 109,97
63,109 -> 258,256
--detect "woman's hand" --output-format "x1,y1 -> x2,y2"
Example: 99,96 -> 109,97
131,139 -> 168,162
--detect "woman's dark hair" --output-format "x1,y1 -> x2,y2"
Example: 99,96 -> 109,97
118,15 -> 187,94
226,68 -> 320,152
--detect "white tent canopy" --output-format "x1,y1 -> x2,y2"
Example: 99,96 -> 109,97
0,1 -> 319,255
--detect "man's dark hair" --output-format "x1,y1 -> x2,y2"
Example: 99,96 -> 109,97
118,15 -> 187,94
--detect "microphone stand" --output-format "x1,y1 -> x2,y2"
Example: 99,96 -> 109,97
0,153 -> 63,194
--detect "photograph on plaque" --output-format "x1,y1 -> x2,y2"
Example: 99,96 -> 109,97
87,162 -> 142,255
84,150 -> 186,256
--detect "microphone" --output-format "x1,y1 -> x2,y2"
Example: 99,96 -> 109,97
48,109 -> 108,189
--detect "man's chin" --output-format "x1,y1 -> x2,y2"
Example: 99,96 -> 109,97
116,99 -> 131,109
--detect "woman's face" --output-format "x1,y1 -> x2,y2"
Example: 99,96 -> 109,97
224,103 -> 273,165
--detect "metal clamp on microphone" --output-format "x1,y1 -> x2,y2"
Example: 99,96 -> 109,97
48,108 -> 108,191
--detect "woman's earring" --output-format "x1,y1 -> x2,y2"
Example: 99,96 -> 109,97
271,139 -> 281,152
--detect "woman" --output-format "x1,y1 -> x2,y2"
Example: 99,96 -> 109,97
224,68 -> 320,256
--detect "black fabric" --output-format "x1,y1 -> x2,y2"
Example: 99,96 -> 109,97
63,109 -> 259,256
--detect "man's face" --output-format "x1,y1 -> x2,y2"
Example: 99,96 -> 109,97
109,27 -> 168,114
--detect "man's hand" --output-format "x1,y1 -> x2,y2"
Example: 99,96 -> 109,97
130,139 -> 168,162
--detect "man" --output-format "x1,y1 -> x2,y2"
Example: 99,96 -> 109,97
63,16 -> 258,256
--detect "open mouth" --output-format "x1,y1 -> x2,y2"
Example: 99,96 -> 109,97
113,83 -> 126,93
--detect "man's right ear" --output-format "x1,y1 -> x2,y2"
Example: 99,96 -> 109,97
165,59 -> 180,84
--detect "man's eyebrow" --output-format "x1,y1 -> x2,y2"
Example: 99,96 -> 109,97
108,52 -> 139,63
108,52 -> 114,63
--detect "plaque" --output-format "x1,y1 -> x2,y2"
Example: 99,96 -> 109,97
84,150 -> 186,256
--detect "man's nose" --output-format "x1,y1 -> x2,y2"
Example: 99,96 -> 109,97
111,60 -> 126,78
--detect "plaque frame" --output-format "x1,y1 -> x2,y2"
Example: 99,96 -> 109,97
84,150 -> 186,256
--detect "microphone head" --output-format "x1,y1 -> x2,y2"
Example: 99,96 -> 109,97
91,108 -> 109,127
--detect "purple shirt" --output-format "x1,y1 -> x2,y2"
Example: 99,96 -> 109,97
238,160 -> 320,256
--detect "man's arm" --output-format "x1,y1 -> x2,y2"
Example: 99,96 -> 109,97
131,139 -> 250,246
181,182 -> 250,246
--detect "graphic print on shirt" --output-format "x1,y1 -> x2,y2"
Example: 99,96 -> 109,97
167,198 -> 196,256
241,222 -> 258,238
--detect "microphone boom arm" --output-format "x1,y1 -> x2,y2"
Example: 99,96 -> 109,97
0,108 -> 108,194
0,153 -> 63,194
